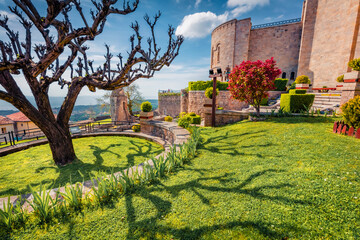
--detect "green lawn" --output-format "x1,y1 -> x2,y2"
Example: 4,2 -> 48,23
0,136 -> 163,198
5,117 -> 360,239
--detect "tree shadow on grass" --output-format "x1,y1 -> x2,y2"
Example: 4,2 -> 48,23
117,169 -> 308,240
1,140 -> 162,198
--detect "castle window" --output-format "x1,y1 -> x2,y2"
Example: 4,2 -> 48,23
282,72 -> 287,78
290,72 -> 295,80
212,43 -> 221,66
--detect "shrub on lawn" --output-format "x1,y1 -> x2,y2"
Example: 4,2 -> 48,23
289,89 -> 306,94
337,75 -> 344,83
341,96 -> 360,129
190,115 -> 201,124
280,93 -> 315,113
295,75 -> 311,84
164,116 -> 173,122
188,80 -> 228,91
177,113 -> 201,127
140,101 -> 152,112
274,78 -> 288,91
205,87 -> 219,99
348,58 -> 360,71
178,115 -> 191,128
132,124 -> 141,132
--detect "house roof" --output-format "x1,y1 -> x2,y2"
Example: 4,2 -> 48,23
0,115 -> 14,125
6,112 -> 31,122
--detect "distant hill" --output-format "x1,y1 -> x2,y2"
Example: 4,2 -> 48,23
1,98 -> 158,122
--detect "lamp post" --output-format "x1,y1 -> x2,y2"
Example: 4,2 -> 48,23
209,68 -> 222,127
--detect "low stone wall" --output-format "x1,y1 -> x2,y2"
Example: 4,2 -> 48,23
187,91 -> 248,117
204,110 -> 249,127
140,120 -> 190,145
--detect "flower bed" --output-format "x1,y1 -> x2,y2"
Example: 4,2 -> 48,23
333,121 -> 360,138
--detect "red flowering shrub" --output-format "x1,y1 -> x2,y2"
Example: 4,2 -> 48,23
228,58 -> 281,116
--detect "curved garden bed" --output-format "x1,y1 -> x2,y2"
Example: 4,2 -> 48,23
0,134 -> 164,198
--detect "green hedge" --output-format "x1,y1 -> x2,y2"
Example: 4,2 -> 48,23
274,78 -> 288,91
189,80 -> 228,91
289,89 -> 306,95
280,94 -> 315,113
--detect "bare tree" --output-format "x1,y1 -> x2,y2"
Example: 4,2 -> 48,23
0,0 -> 183,165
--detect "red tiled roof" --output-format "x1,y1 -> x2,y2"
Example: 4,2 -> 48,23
6,112 -> 31,122
0,115 -> 14,125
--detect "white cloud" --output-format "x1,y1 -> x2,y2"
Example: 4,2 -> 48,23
227,0 -> 270,17
264,14 -> 284,22
195,0 -> 202,8
176,11 -> 228,39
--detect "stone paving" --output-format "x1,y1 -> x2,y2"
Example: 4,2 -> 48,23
0,121 -> 190,211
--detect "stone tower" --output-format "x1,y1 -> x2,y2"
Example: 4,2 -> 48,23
110,88 -> 130,122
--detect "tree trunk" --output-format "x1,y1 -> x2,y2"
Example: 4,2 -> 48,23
255,105 -> 261,117
44,124 -> 77,165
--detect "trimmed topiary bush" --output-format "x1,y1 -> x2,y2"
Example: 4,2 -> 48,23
348,58 -> 360,71
341,96 -> 360,129
337,75 -> 344,83
289,89 -> 306,95
189,112 -> 196,117
164,116 -> 173,122
280,94 -> 315,113
205,87 -> 219,99
188,80 -> 228,91
295,75 -> 311,84
274,78 -> 288,91
177,115 -> 191,128
132,124 -> 141,132
140,101 -> 152,112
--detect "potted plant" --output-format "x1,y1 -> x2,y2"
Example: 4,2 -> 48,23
295,75 -> 310,89
344,58 -> 360,82
336,74 -> 344,90
139,101 -> 153,122
204,87 -> 219,114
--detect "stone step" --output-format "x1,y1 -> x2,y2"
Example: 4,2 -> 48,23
313,100 -> 341,105
313,96 -> 342,99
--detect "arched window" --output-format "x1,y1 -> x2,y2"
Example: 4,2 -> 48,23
290,72 -> 295,80
282,72 -> 287,79
212,43 -> 221,66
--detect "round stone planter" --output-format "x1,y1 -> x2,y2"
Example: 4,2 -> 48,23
296,84 -> 309,89
140,111 -> 153,122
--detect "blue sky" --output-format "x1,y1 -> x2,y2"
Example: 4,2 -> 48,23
0,0 -> 303,104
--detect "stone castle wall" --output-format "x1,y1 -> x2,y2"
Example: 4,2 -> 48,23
158,90 -> 248,117
210,0 -> 360,88
298,0 -> 360,88
248,22 -> 302,81
157,94 -> 181,117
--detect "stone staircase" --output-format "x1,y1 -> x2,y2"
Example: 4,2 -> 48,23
310,92 -> 342,111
